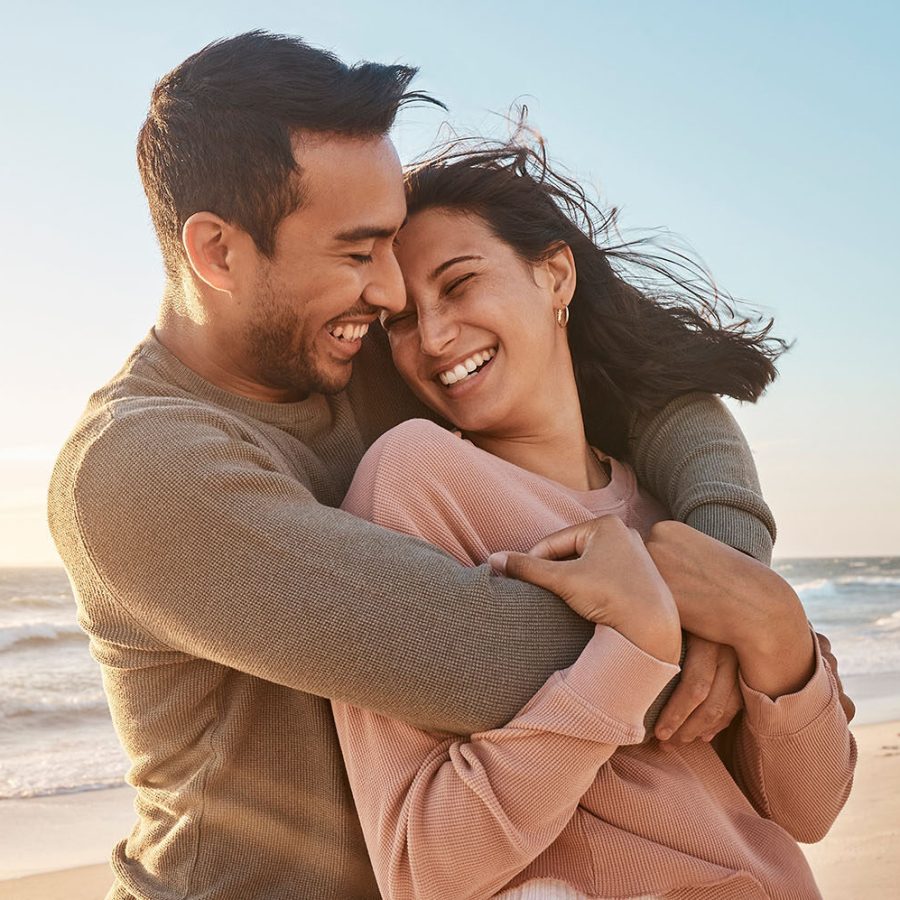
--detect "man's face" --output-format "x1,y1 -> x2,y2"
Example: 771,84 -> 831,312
234,134 -> 406,399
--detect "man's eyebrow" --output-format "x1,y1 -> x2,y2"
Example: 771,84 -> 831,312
430,255 -> 484,281
333,224 -> 404,243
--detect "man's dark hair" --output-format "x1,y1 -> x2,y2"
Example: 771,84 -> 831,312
137,30 -> 440,278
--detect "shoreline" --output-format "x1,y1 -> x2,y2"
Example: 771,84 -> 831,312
1,718 -> 897,899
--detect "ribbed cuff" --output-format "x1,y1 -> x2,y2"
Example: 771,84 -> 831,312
685,503 -> 774,565
740,627 -> 835,736
559,626 -> 681,739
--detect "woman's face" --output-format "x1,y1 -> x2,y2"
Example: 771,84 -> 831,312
387,207 -> 575,438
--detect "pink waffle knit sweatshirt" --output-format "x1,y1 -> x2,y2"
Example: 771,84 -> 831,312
335,419 -> 856,900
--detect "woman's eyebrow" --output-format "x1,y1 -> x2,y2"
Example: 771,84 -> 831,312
429,255 -> 484,281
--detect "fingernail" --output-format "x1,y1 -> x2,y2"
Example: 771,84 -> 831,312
657,728 -> 672,741
488,552 -> 508,575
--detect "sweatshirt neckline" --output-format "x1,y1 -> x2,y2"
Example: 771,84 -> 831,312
547,449 -> 635,509
138,330 -> 333,427
460,435 -> 634,509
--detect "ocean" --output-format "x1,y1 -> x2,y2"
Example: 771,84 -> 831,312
2,559 -> 899,801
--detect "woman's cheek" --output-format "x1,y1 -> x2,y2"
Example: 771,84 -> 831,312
390,340 -> 423,392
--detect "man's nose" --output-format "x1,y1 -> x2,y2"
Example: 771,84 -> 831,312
363,250 -> 406,314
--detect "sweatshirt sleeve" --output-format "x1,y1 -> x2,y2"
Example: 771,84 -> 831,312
628,393 -> 776,564
725,630 -> 857,843
333,626 -> 679,900
53,406 -> 595,735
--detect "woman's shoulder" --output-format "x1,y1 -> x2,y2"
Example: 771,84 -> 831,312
343,419 -> 517,561
365,418 -> 477,474
343,419 -> 489,517
379,417 -> 466,450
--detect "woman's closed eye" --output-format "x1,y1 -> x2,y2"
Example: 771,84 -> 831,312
381,309 -> 417,331
444,272 -> 477,296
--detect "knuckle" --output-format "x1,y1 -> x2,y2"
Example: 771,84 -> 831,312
599,515 -> 625,533
649,520 -> 687,542
721,648 -> 739,670
688,680 -> 712,701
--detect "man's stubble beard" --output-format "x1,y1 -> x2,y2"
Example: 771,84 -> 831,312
243,276 -> 350,399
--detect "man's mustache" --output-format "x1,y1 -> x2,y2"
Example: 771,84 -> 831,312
330,304 -> 381,322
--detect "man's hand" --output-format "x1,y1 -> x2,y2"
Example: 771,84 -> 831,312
655,635 -> 742,744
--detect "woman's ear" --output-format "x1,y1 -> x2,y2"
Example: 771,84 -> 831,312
182,212 -> 246,293
545,243 -> 577,308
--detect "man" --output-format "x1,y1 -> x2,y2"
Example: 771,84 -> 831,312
49,31 -> 777,899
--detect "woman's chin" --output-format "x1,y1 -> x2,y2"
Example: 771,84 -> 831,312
446,413 -> 503,440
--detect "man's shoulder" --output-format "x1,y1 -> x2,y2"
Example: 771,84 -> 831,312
56,383 -> 245,482
49,347 -> 266,515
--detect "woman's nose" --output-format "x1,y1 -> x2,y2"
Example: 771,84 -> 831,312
417,308 -> 458,356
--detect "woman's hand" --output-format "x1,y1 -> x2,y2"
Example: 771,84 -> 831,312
645,521 -> 815,699
489,516 -> 682,665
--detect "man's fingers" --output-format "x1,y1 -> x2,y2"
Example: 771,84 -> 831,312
654,636 -> 718,740
669,675 -> 741,744
654,673 -> 713,741
815,631 -> 856,723
664,645 -> 742,744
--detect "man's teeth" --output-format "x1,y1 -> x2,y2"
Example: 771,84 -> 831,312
438,348 -> 496,386
329,322 -> 370,341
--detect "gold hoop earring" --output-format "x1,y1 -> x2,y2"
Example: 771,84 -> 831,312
555,306 -> 570,328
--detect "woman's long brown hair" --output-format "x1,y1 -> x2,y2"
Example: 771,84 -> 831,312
404,130 -> 789,457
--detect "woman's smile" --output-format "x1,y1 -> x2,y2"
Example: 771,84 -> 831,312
433,346 -> 497,388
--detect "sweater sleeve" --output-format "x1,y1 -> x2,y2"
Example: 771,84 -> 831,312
54,405 -> 595,735
628,393 -> 776,564
333,605 -> 678,900
725,630 -> 857,843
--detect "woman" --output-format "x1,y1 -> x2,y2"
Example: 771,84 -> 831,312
334,139 -> 855,899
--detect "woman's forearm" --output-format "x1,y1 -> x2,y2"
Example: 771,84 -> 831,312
727,636 -> 857,843
646,520 -> 818,699
732,601 -> 817,700
334,625 -> 680,900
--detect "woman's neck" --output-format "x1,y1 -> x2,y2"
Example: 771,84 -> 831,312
467,410 -> 609,492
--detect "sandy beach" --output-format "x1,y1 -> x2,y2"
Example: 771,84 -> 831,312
0,718 -> 896,899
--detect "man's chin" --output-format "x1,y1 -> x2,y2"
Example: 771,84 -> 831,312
312,361 -> 354,396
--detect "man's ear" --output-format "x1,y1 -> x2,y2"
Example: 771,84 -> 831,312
545,243 -> 577,307
182,212 -> 245,293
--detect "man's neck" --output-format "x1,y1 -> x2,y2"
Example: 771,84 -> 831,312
155,306 -> 306,405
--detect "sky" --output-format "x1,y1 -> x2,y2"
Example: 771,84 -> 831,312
0,0 -> 898,564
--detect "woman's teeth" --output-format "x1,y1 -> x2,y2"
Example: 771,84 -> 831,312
438,348 -> 496,386
328,322 -> 370,341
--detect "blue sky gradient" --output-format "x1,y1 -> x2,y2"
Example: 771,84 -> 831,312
1,1 -> 897,562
